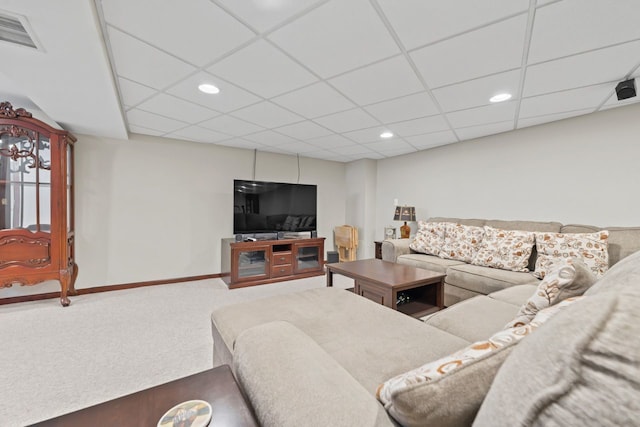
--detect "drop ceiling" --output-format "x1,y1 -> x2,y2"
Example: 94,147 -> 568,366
1,0 -> 639,162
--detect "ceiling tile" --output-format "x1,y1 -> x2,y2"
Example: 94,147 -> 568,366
411,14 -> 527,88
102,0 -> 255,66
128,125 -> 164,136
215,0 -> 325,33
364,92 -> 439,123
377,0 -> 528,50
343,127 -> 392,144
218,138 -> 266,150
517,109 -> 593,129
272,141 -> 318,153
272,82 -> 354,118
432,70 -> 521,112
107,27 -> 196,90
268,0 -> 400,78
118,78 -> 156,107
199,114 -> 264,136
306,134 -> 354,149
529,0 -> 640,64
313,108 -> 380,133
387,115 -> 450,137
519,84 -> 610,118
273,121 -> 333,140
136,93 -> 220,123
166,125 -> 232,143
207,40 -> 317,98
329,56 -> 424,105
166,71 -> 261,113
243,130 -> 298,146
329,144 -> 377,156
455,121 -> 513,140
126,108 -> 187,133
523,40 -> 640,97
365,139 -> 415,153
447,102 -> 516,128
230,101 -> 303,128
376,146 -> 417,157
405,130 -> 458,149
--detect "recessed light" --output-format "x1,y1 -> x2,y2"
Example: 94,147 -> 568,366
198,83 -> 220,94
380,131 -> 394,139
489,93 -> 512,103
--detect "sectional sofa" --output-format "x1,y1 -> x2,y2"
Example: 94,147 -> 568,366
382,217 -> 640,307
211,247 -> 640,426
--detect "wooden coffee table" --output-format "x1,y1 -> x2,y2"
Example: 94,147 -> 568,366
326,259 -> 445,318
32,365 -> 258,427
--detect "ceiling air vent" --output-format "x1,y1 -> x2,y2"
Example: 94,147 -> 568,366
0,13 -> 37,49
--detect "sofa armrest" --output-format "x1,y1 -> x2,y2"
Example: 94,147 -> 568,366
233,321 -> 393,427
381,239 -> 411,262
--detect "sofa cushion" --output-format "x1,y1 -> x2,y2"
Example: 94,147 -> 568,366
378,299 -> 579,427
234,321 -> 394,427
472,226 -> 536,272
505,258 -> 596,328
561,224 -> 640,266
474,291 -> 640,427
533,231 -> 609,279
439,223 -> 485,263
488,284 -> 539,306
397,253 -> 465,274
445,263 -> 539,296
585,248 -> 640,297
409,221 -> 446,256
484,219 -> 563,232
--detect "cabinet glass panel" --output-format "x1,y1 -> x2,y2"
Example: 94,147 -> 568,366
0,130 -> 50,232
296,246 -> 320,270
237,249 -> 267,278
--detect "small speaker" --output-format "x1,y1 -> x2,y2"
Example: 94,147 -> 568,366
277,231 -> 285,240
616,78 -> 636,100
311,230 -> 317,238
327,251 -> 339,263
235,234 -> 243,242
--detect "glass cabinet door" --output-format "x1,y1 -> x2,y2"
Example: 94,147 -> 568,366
234,245 -> 270,282
294,242 -> 321,273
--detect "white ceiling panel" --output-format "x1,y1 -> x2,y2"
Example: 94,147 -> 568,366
166,71 -> 261,113
523,40 -> 640,97
272,141 -> 318,153
387,116 -> 450,137
199,115 -> 264,136
411,14 -> 527,88
343,127 -> 394,144
215,0 -> 326,33
375,146 -> 417,157
405,130 -> 457,149
118,78 -> 156,108
455,121 -> 514,140
101,0 -> 255,66
433,70 -> 521,112
517,109 -> 593,129
268,0 -> 400,78
136,93 -> 220,123
107,27 -> 196,90
528,0 -> 640,64
378,0 -> 529,51
273,121 -> 333,140
129,125 -> 164,137
243,130 -> 298,146
313,108 -> 380,133
207,40 -> 317,98
328,56 -> 424,105
306,134 -> 354,149
230,101 -> 303,128
166,125 -> 232,143
365,139 -> 414,153
217,138 -> 266,150
519,84 -> 610,118
330,144 -> 377,156
446,102 -> 517,128
365,92 -> 439,124
126,109 -> 187,133
272,82 -> 354,118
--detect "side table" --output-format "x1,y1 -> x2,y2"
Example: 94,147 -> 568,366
374,240 -> 383,259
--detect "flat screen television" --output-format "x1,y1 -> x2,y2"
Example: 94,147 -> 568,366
233,180 -> 317,235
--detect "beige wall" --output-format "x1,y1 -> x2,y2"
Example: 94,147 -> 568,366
4,133 -> 346,297
375,102 -> 640,241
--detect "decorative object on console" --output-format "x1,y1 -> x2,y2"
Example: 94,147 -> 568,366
384,226 -> 396,240
394,205 -> 416,238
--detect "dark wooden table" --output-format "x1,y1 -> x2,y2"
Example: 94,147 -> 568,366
32,365 -> 258,427
326,258 -> 445,318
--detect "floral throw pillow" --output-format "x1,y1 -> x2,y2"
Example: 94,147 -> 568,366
376,297 -> 583,427
439,223 -> 485,263
505,258 -> 596,329
533,231 -> 609,279
471,226 -> 535,272
409,221 -> 446,256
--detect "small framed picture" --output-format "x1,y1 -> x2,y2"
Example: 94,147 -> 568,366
384,226 -> 396,240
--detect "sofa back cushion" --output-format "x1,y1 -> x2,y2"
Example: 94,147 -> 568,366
561,224 -> 640,266
409,221 -> 446,256
439,223 -> 485,263
471,226 -> 536,272
533,231 -> 609,279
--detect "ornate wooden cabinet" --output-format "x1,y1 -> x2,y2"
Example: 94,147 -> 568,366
0,102 -> 77,306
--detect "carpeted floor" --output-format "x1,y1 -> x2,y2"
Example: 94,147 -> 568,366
0,274 -> 353,426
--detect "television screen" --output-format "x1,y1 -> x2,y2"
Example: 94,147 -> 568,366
233,180 -> 317,235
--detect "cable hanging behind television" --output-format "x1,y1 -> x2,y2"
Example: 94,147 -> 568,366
233,179 -> 317,241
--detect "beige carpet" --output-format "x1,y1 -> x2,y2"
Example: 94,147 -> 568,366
0,274 -> 353,426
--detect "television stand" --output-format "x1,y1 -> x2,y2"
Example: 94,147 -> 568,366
221,237 -> 325,289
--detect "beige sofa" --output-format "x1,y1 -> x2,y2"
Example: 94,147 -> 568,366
382,217 -> 640,307
211,250 -> 640,426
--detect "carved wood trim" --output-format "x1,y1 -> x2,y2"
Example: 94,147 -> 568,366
0,102 -> 32,118
0,235 -> 51,268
